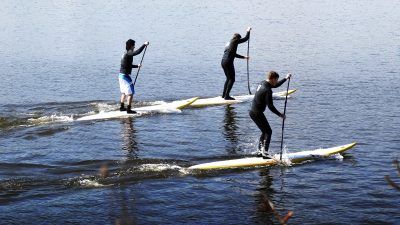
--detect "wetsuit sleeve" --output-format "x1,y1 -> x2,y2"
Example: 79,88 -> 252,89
128,44 -> 146,56
273,78 -> 287,88
238,31 -> 250,44
266,90 -> 281,117
235,53 -> 245,59
132,65 -> 139,68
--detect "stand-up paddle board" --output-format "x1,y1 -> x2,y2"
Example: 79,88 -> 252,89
189,142 -> 356,170
190,89 -> 297,108
76,97 -> 199,121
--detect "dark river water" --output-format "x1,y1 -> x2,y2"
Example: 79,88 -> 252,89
1,0 -> 399,224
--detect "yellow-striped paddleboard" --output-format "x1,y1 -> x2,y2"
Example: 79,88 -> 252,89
189,142 -> 356,170
77,97 -> 199,121
190,89 -> 297,108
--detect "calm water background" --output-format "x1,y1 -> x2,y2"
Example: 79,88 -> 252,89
1,0 -> 399,224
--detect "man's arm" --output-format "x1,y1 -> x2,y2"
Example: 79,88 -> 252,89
274,73 -> 292,88
130,44 -> 146,56
235,53 -> 245,59
238,31 -> 250,44
274,78 -> 287,88
266,90 -> 282,117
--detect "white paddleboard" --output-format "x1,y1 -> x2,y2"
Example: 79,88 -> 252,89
190,89 -> 297,108
189,142 -> 356,170
76,97 -> 199,121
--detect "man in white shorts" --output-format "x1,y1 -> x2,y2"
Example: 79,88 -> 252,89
119,39 -> 149,114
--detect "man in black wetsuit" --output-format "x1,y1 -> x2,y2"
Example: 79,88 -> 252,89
249,71 -> 292,158
221,27 -> 251,100
118,39 -> 149,114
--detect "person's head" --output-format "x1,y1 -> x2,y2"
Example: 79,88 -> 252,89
267,71 -> 279,86
126,39 -> 135,51
232,33 -> 241,41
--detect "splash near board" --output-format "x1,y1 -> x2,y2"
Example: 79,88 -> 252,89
190,89 -> 297,108
189,142 -> 356,170
76,97 -> 199,121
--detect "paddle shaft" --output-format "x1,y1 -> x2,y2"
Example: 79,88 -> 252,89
280,78 -> 291,161
246,33 -> 252,95
133,45 -> 148,86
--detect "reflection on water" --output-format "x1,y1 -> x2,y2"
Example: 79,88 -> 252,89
109,186 -> 138,225
120,118 -> 139,159
114,119 -> 140,224
223,105 -> 239,154
255,168 -> 275,223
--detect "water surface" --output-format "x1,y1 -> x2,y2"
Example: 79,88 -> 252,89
1,0 -> 399,224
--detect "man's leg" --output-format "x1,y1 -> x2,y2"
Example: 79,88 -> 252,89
259,132 -> 266,151
262,122 -> 272,155
250,111 -> 272,158
222,65 -> 230,98
127,94 -> 132,106
224,65 -> 236,100
222,78 -> 229,98
120,94 -> 126,111
126,94 -> 136,114
125,78 -> 137,114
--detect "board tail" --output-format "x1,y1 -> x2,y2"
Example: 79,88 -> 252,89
276,89 -> 297,97
176,97 -> 199,110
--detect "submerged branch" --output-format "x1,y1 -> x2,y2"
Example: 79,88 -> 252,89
259,193 -> 293,225
385,159 -> 400,191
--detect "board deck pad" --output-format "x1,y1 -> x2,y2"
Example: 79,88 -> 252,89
76,97 -> 199,121
189,142 -> 356,170
190,89 -> 297,108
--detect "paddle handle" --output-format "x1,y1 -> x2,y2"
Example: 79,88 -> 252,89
133,45 -> 148,86
246,33 -> 252,95
280,77 -> 291,161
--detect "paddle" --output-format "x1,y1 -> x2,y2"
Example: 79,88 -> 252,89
246,32 -> 252,95
279,76 -> 291,161
133,45 -> 148,86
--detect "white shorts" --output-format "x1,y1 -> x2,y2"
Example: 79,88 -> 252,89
118,73 -> 135,95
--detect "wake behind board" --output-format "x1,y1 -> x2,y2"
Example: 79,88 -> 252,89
189,142 -> 356,170
190,89 -> 297,108
76,97 -> 199,121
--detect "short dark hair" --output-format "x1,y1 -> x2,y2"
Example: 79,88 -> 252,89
232,33 -> 241,41
267,71 -> 279,80
126,39 -> 135,50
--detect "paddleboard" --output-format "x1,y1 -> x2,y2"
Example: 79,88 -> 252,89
190,89 -> 297,108
189,142 -> 356,170
76,97 -> 199,121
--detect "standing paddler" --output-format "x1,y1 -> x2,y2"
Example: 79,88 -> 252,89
249,71 -> 291,158
221,27 -> 251,100
118,39 -> 149,114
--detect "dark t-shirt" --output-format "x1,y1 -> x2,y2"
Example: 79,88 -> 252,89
120,44 -> 146,75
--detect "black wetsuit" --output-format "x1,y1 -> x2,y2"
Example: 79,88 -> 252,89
120,44 -> 146,75
221,31 -> 250,98
249,79 -> 287,153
